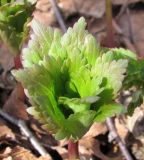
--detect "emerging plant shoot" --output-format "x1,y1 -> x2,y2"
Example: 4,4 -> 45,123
12,18 -> 130,141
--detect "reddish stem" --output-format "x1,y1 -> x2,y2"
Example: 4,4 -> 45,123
14,54 -> 25,101
68,140 -> 79,160
106,0 -> 115,48
14,55 -> 23,69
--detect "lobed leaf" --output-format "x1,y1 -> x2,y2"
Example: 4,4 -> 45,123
12,17 -> 128,140
0,1 -> 34,55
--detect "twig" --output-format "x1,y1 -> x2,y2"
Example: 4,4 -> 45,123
106,118 -> 133,160
49,0 -> 67,32
126,7 -> 135,44
113,20 -> 138,53
105,0 -> 115,47
115,0 -> 128,20
0,108 -> 49,156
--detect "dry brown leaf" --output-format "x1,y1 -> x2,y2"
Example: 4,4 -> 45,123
52,146 -> 68,159
80,137 -> 123,160
0,147 -> 12,159
79,137 -> 109,160
115,118 -> 128,141
0,44 -> 14,72
34,0 -> 56,26
0,120 -> 15,139
38,156 -> 52,160
3,84 -> 28,120
127,105 -> 144,137
84,122 -> 107,138
34,0 -> 106,26
118,10 -> 144,57
0,146 -> 52,160
59,0 -> 105,18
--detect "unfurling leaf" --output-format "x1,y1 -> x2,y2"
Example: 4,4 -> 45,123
12,17 -> 128,140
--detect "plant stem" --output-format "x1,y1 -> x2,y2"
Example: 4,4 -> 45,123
106,0 -> 115,47
14,54 -> 25,101
68,140 -> 79,160
14,54 -> 23,69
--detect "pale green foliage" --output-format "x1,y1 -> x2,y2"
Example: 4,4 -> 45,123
0,1 -> 34,55
12,18 -> 128,140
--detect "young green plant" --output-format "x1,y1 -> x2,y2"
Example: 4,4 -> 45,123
12,18 -> 133,159
0,0 -> 35,67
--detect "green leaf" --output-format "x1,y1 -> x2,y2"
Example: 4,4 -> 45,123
92,52 -> 128,96
55,110 -> 96,140
12,17 -> 128,140
58,96 -> 99,113
127,90 -> 143,116
61,17 -> 100,65
23,19 -> 63,67
94,103 -> 125,122
0,0 -> 15,5
0,2 -> 34,55
111,48 -> 137,60
124,60 -> 144,89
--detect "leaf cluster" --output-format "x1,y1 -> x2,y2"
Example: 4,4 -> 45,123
0,0 -> 35,55
12,18 -> 129,140
123,59 -> 144,115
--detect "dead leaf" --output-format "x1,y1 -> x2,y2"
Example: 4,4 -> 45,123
118,10 -> 144,57
59,0 -> 105,18
0,147 -> 12,159
84,122 -> 107,138
3,83 -> 28,120
34,0 -> 56,26
0,44 -> 14,72
34,0 -> 106,26
30,120 -> 58,146
79,137 -> 109,160
0,120 -> 15,139
58,0 -> 76,18
80,137 -> 123,160
127,105 -> 144,137
52,146 -> 68,159
115,118 -> 129,141
0,146 -> 52,160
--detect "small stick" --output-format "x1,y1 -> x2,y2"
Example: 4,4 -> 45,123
113,20 -> 138,53
126,7 -> 135,44
0,108 -> 49,156
106,118 -> 133,160
49,0 -> 67,32
105,0 -> 115,47
115,0 -> 128,20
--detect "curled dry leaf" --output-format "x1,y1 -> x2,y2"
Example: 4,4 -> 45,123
0,147 -> 12,159
3,84 -> 28,120
80,137 -> 123,160
79,137 -> 109,160
118,10 -> 144,57
34,0 -> 56,25
0,120 -> 15,139
59,0 -> 105,18
34,0 -> 106,26
52,146 -> 68,159
127,105 -> 144,138
84,122 -> 107,138
0,44 -> 14,72
0,146 -> 52,160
